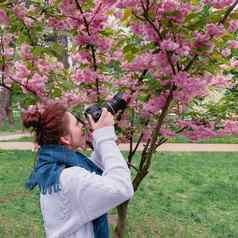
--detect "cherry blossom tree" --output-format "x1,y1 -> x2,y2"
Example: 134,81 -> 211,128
1,1 -> 238,237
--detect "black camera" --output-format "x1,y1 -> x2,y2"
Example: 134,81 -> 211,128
84,92 -> 127,122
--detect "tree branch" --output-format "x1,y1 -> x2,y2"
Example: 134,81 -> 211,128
219,0 -> 238,25
184,1 -> 238,71
74,0 -> 100,102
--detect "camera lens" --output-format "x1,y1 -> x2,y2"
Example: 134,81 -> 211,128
85,92 -> 127,122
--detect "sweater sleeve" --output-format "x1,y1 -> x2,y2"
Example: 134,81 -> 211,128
89,126 -> 117,170
61,126 -> 134,224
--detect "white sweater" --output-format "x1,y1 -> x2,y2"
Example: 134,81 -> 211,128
40,126 -> 134,238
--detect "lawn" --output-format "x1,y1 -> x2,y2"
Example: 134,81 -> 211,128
0,151 -> 238,238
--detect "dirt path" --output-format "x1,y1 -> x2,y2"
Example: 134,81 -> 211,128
0,132 -> 31,141
0,141 -> 238,152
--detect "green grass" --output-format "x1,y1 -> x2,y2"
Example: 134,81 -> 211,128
168,135 -> 238,144
0,150 -> 238,237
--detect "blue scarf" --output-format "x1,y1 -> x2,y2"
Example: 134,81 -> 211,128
26,144 -> 109,238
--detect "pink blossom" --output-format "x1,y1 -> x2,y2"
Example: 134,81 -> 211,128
158,1 -> 192,23
173,72 -> 209,104
62,92 -> 83,107
227,20 -> 238,33
115,76 -> 133,87
27,73 -> 48,97
194,32 -> 210,49
175,45 -> 191,56
203,0 -> 234,9
142,129 -> 153,142
123,53 -> 158,71
23,17 -> 34,27
48,17 -> 68,30
48,0 -> 55,6
210,75 -> 231,88
161,39 -> 179,51
143,93 -> 168,115
73,69 -> 99,84
20,44 -> 33,60
13,4 -> 27,20
207,24 -> 224,37
177,120 -> 217,141
59,0 -> 77,16
117,117 -> 130,130
131,23 -> 144,36
228,40 -> 238,49
15,62 -> 31,78
231,59 -> 238,67
90,14 -> 107,32
0,9 -> 9,25
218,120 -> 238,136
4,48 -> 14,57
160,129 -> 176,138
95,37 -> 112,52
110,49 -> 124,62
116,0 -> 138,8
36,59 -> 51,75
221,48 -> 231,57
50,62 -> 64,71
2,33 -> 14,46
74,34 -> 92,46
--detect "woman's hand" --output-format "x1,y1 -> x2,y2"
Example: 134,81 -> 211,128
88,108 -> 114,131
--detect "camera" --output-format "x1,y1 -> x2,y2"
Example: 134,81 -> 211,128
84,92 -> 127,122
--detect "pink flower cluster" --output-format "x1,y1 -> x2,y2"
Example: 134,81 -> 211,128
157,1 -> 192,23
26,73 -> 48,97
72,51 -> 91,64
15,62 -> 31,78
48,17 -> 69,31
73,69 -> 100,84
194,32 -> 212,50
13,4 -> 33,27
228,20 -> 238,32
204,0 -> 234,9
123,53 -> 158,72
20,44 -> 33,60
172,72 -> 209,105
131,23 -> 160,43
142,93 -> 168,117
116,0 -> 138,9
0,9 -> 9,25
161,39 -> 179,52
210,75 -> 232,88
74,34 -> 111,52
207,24 -> 224,37
160,128 -> 176,138
217,120 -> 238,136
228,40 -> 238,49
61,92 -> 85,107
177,120 -> 217,141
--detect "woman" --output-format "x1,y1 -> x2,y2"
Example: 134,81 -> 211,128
23,102 -> 134,238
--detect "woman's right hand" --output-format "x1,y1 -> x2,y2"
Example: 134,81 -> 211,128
88,108 -> 114,131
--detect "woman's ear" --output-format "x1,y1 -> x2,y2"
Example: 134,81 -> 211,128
59,135 -> 71,146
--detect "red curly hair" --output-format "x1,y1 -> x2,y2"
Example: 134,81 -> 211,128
22,102 -> 69,146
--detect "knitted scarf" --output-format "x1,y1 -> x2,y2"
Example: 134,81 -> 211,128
26,144 -> 109,238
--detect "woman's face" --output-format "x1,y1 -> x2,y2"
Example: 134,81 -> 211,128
61,112 -> 87,150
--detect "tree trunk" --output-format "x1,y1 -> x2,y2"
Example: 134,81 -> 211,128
0,87 -> 14,128
6,89 -> 14,126
113,200 -> 130,238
